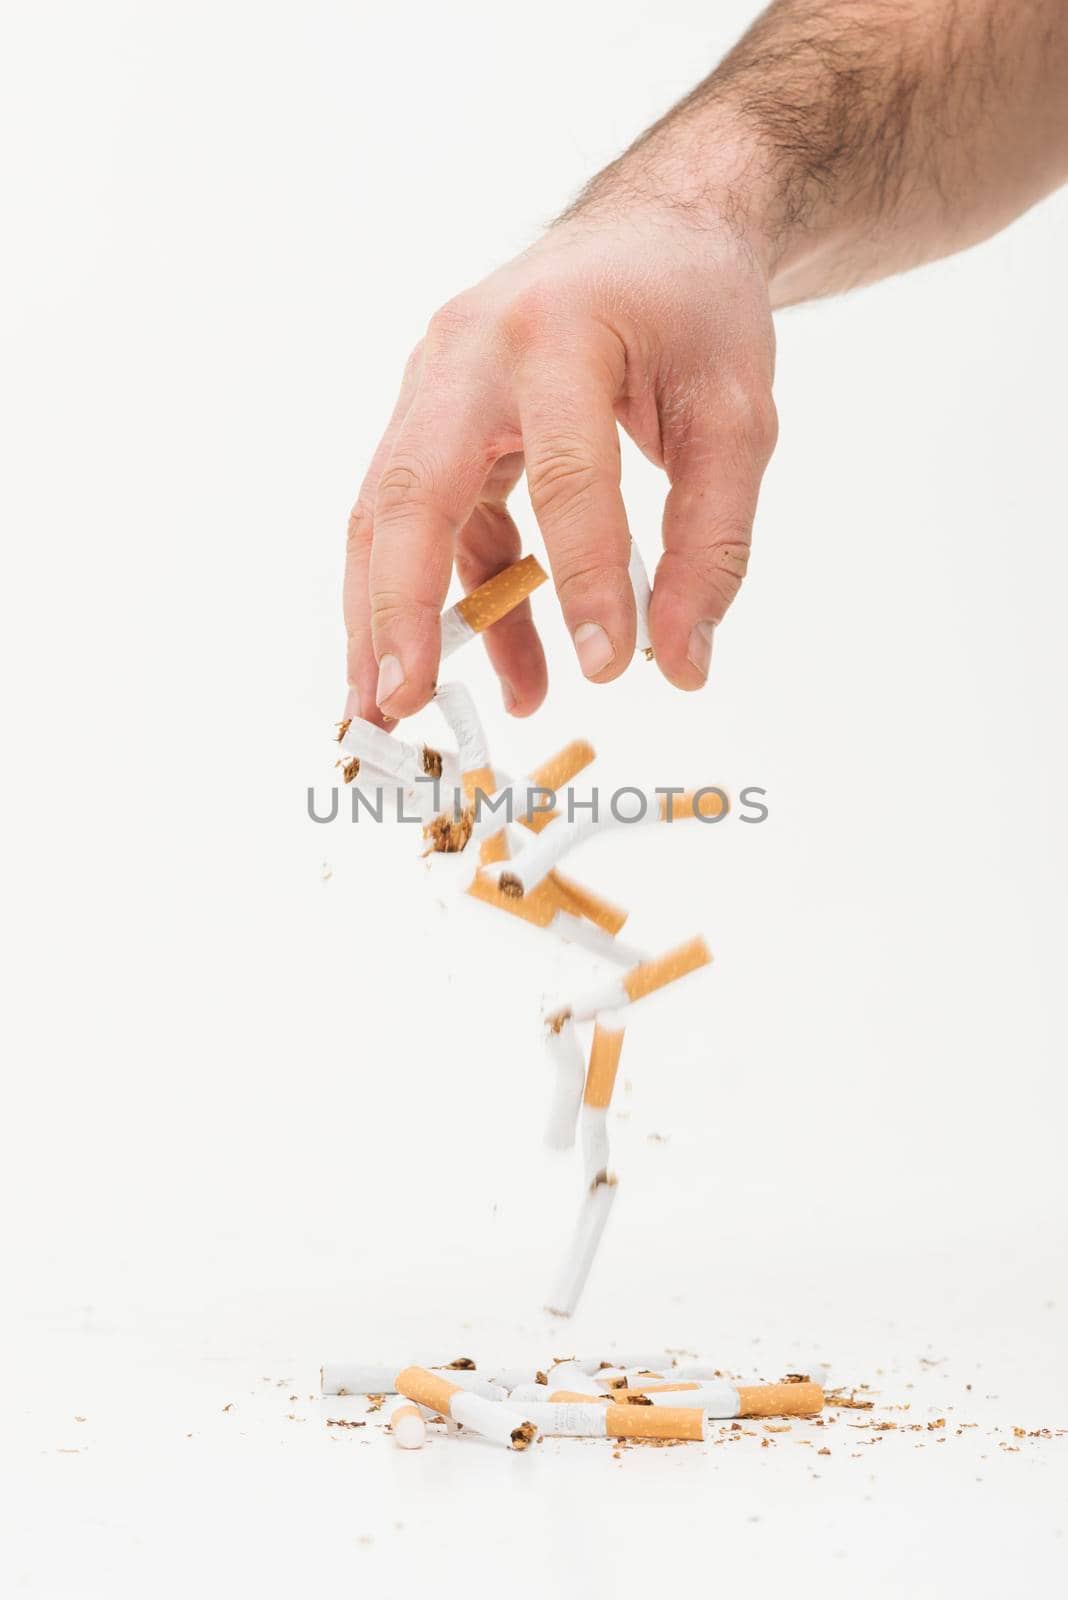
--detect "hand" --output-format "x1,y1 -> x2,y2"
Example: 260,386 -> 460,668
344,201 -> 778,727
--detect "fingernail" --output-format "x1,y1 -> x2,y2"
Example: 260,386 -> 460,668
376,653 -> 404,709
501,679 -> 517,713
573,622 -> 615,679
687,621 -> 716,679
343,686 -> 361,721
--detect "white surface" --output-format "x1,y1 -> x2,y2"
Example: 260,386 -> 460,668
2,0 -> 1067,1595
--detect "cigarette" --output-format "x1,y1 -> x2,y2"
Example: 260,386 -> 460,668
439,555 -> 549,658
389,1401 -> 427,1449
580,1017 -> 625,1184
433,682 -> 491,785
628,539 -> 653,660
504,1401 -> 706,1441
468,740 -> 596,845
547,935 -> 713,1028
543,1016 -> 586,1151
545,1173 -> 617,1318
574,1353 -> 674,1376
395,1366 -> 537,1450
483,788 -> 727,898
549,910 -> 647,967
338,718 -> 450,788
320,1365 -> 506,1401
618,1380 -> 825,1418
546,872 -> 629,936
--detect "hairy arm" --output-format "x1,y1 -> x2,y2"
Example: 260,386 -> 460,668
345,1 -> 1068,725
572,0 -> 1068,305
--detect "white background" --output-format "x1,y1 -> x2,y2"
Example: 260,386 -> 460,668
1,1 -> 1066,1595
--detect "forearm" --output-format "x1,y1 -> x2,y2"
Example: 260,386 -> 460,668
567,0 -> 1068,305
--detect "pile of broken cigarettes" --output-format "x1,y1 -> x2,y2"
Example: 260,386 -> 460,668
321,1354 -> 827,1452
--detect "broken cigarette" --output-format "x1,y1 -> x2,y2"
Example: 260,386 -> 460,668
468,739 -> 596,845
484,788 -> 727,898
545,1172 -> 617,1318
628,538 -> 653,660
616,1380 -> 824,1416
389,1401 -> 427,1449
504,1401 -> 706,1441
338,718 -> 454,790
439,555 -> 549,659
547,935 -> 712,1029
543,1015 -> 586,1151
394,1366 -> 536,1450
320,1364 -> 506,1401
580,1016 -> 625,1185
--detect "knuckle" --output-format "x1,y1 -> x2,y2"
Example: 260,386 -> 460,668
370,590 -> 438,637
375,458 -> 429,519
554,555 -> 630,614
346,500 -> 373,554
722,377 -> 778,459
683,537 -> 752,611
526,445 -> 599,524
499,286 -> 557,350
426,294 -> 477,347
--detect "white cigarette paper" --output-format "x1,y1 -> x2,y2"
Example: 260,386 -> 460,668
544,1361 -> 603,1396
628,538 -> 652,658
545,1175 -> 617,1318
549,911 -> 647,967
434,682 -> 490,777
320,1364 -> 505,1400
543,1017 -> 586,1150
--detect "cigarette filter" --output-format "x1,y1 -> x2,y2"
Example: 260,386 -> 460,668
543,1016 -> 586,1151
628,538 -> 653,659
389,1402 -> 427,1449
439,555 -> 548,657
395,1367 -> 536,1450
549,935 -> 712,1026
545,1174 -> 617,1318
617,1380 -> 824,1416
580,1017 -> 625,1184
547,873 -> 629,936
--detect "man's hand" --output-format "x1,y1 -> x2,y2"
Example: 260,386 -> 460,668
346,0 -> 1068,727
344,202 -> 776,725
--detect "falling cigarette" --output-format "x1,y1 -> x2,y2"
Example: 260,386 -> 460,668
395,1366 -> 537,1450
549,911 -> 646,968
545,1173 -> 617,1318
543,1016 -> 586,1151
616,1380 -> 824,1416
484,787 -> 727,898
628,539 -> 653,660
547,935 -> 712,1029
439,555 -> 549,659
580,1017 -> 625,1185
389,1402 -> 427,1449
